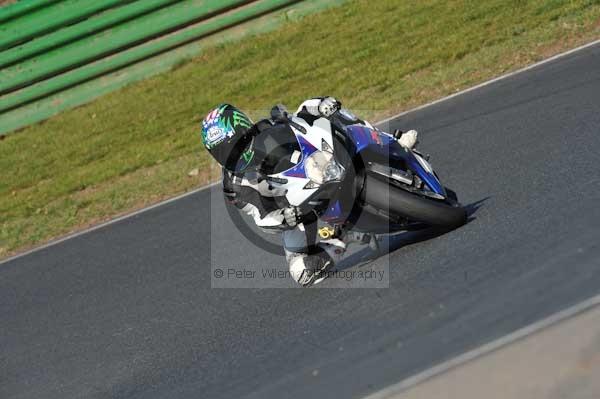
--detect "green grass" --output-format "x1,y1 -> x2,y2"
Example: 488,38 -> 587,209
1,0 -> 599,257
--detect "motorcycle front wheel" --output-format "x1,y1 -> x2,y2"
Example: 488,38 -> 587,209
361,174 -> 467,229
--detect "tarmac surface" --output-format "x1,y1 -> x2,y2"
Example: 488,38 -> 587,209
2,43 -> 600,399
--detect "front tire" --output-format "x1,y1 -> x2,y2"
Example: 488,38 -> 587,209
361,174 -> 467,228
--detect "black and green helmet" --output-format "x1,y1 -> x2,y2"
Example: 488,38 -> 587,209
201,104 -> 255,172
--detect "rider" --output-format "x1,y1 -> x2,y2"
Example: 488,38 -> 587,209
200,97 -> 418,286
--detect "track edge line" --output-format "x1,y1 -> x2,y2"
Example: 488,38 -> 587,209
363,294 -> 600,399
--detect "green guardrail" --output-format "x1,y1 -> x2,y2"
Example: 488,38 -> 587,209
0,0 -> 302,113
0,0 -> 132,51
0,0 -> 252,93
0,0 -> 345,135
0,0 -> 61,24
0,0 -> 181,68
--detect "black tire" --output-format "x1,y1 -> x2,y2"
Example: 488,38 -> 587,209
362,174 -> 467,228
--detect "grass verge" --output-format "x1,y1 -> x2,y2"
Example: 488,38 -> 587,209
1,0 -> 599,258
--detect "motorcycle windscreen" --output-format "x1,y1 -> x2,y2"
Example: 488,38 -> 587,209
251,123 -> 302,174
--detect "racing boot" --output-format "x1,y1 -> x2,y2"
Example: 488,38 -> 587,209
289,252 -> 335,287
393,129 -> 418,149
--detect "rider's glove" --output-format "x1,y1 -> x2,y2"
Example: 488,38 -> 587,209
283,206 -> 301,227
270,104 -> 289,122
318,97 -> 341,117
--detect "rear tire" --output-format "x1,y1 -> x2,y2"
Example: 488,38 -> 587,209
362,174 -> 467,228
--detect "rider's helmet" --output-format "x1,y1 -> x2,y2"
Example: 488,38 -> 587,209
201,104 -> 255,172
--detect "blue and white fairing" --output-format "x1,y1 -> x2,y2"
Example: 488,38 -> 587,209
268,116 -> 340,206
344,124 -> 446,197
266,115 -> 446,222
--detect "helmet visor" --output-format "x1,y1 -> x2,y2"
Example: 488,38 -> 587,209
211,132 -> 254,172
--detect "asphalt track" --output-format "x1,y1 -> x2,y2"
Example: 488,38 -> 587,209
2,43 -> 600,399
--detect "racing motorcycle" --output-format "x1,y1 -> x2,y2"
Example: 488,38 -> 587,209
251,106 -> 467,243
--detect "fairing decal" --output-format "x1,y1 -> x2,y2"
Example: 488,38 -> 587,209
321,200 -> 343,222
281,134 -> 318,179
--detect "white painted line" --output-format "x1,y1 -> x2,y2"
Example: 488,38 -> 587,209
377,38 -> 600,126
0,181 -> 220,266
3,39 -> 599,265
364,293 -> 600,399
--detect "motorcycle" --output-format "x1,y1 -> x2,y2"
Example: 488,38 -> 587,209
249,105 -> 466,247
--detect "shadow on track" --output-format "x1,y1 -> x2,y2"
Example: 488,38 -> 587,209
335,197 -> 489,272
